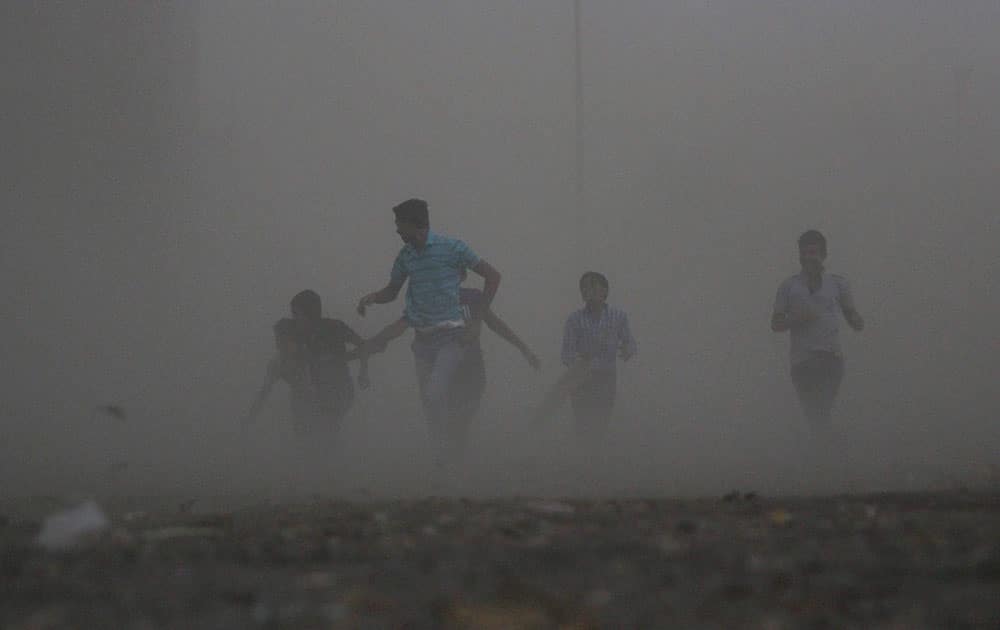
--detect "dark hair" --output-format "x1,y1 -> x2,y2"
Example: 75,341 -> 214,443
797,229 -> 827,254
392,198 -> 429,228
290,289 -> 322,319
579,271 -> 609,291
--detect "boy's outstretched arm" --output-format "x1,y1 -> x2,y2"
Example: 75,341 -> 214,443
363,317 -> 410,356
341,323 -> 371,390
482,307 -> 540,369
357,275 -> 405,317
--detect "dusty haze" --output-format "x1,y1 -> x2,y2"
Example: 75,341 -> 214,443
3,1 -> 998,503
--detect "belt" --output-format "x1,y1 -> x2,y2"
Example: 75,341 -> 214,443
414,320 -> 465,335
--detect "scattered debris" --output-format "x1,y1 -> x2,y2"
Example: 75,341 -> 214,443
445,601 -> 550,630
142,526 -> 223,542
525,500 -> 575,516
7,494 -> 1000,626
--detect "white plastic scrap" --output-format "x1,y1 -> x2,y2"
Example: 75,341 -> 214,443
35,500 -> 110,551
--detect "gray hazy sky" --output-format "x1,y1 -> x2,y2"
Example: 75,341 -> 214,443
3,1 -> 998,498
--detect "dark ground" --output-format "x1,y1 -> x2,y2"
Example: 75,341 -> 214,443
3,491 -> 1000,629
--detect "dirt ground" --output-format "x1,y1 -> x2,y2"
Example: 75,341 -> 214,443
2,491 -> 999,629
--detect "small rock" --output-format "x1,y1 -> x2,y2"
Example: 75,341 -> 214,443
322,602 -> 348,622
768,509 -> 793,527
656,534 -> 685,554
251,602 -> 272,625
8,606 -> 67,630
675,519 -> 697,535
446,601 -> 550,629
585,588 -> 612,608
142,527 -> 222,542
526,500 -> 575,516
437,514 -> 457,526
299,571 -> 336,590
110,528 -> 136,547
277,601 -> 305,620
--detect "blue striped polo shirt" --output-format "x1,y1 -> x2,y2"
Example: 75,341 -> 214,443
390,231 -> 481,328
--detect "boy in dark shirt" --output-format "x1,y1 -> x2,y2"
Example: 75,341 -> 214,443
269,290 -> 369,435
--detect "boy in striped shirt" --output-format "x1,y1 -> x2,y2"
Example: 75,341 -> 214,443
555,271 -> 638,442
356,198 -> 502,471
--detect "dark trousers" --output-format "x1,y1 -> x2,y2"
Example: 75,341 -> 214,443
289,383 -> 354,437
570,368 -> 617,442
791,351 -> 844,426
446,349 -> 486,455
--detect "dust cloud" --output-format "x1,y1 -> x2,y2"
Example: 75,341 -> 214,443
3,1 -> 998,505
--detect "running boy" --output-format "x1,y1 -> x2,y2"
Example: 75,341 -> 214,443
546,271 -> 637,442
269,289 -> 369,436
771,230 -> 864,427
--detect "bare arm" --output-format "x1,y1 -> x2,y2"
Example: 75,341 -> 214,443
468,260 -> 501,315
341,324 -> 365,350
618,313 -> 638,361
837,276 -> 864,332
842,307 -> 865,332
483,308 -> 540,369
340,324 -> 371,389
357,276 -> 405,316
363,317 -> 410,355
